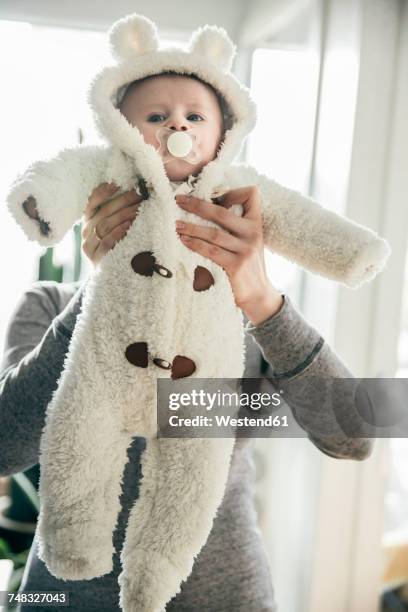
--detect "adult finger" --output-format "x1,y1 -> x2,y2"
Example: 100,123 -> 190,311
81,191 -> 141,240
93,203 -> 140,242
91,189 -> 142,221
175,194 -> 254,240
83,218 -> 133,264
94,220 -> 133,260
85,182 -> 120,219
176,220 -> 248,255
216,186 -> 262,222
179,234 -> 237,271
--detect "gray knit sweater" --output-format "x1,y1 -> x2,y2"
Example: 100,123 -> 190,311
0,280 -> 373,611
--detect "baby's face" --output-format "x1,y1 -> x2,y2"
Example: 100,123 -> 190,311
119,75 -> 224,181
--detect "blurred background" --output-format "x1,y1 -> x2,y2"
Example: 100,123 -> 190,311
0,0 -> 407,611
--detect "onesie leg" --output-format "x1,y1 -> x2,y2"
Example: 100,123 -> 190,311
118,435 -> 235,612
36,357 -> 134,581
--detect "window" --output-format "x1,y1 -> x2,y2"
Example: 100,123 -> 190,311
0,20 -> 111,354
247,46 -> 320,306
383,252 -> 408,561
0,19 -> 182,355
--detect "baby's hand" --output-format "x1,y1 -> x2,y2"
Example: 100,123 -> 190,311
81,183 -> 142,267
22,196 -> 50,236
23,196 -> 40,220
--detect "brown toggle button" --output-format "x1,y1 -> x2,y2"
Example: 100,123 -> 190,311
125,342 -> 196,378
153,358 -> 172,370
125,342 -> 148,367
193,266 -> 215,291
131,251 -> 173,278
136,177 -> 150,200
153,354 -> 196,379
211,195 -> 225,205
171,355 -> 196,380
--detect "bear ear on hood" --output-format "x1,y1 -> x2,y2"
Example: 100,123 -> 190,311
188,25 -> 236,72
109,14 -> 159,62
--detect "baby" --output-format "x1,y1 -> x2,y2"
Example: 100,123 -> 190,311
6,14 -> 390,612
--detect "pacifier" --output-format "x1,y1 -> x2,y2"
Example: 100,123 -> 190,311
155,127 -> 200,165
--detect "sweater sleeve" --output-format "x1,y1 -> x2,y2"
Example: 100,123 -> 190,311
0,280 -> 87,476
244,295 -> 374,461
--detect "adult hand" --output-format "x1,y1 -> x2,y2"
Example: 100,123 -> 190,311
175,186 -> 284,326
81,183 -> 142,266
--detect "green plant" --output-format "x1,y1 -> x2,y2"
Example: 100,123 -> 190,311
0,472 -> 40,606
0,536 -> 31,610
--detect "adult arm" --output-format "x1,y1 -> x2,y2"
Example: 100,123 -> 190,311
244,294 -> 374,461
0,281 -> 87,476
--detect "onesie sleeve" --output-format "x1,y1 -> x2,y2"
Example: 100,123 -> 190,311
244,295 -> 374,461
230,163 -> 390,288
6,145 -> 109,247
0,280 -> 87,476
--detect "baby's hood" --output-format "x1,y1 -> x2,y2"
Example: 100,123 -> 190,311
87,14 -> 257,198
